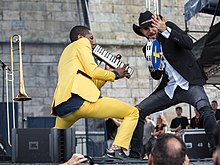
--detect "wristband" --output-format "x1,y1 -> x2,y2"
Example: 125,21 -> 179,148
112,71 -> 120,80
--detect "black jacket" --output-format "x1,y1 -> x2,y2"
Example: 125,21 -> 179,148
143,21 -> 207,93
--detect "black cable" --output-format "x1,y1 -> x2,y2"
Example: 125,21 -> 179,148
213,84 -> 220,90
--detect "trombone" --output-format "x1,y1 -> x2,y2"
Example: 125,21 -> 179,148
6,34 -> 31,146
10,34 -> 31,101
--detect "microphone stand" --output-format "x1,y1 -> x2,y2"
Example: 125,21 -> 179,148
0,60 -> 8,159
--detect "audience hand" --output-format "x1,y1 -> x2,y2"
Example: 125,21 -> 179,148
213,148 -> 220,165
184,155 -> 190,165
176,125 -> 181,131
63,153 -> 88,165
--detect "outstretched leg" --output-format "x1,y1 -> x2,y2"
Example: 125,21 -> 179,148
129,89 -> 179,158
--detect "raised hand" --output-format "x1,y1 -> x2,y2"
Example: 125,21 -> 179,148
151,15 -> 166,32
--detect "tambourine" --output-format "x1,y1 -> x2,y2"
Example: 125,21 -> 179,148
145,39 -> 161,70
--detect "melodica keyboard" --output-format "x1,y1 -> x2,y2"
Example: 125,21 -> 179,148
92,45 -> 134,78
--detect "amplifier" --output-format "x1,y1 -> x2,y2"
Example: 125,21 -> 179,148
12,128 -> 76,163
180,129 -> 211,159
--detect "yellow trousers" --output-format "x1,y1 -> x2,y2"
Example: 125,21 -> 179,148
54,97 -> 139,150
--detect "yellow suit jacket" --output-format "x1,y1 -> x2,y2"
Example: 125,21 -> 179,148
51,38 -> 115,114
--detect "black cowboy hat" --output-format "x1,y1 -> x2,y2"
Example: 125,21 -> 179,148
133,11 -> 153,37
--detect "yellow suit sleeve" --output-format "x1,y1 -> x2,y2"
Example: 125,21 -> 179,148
76,38 -> 115,82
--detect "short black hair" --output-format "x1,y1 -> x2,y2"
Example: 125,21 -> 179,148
212,100 -> 218,104
151,133 -> 186,165
176,106 -> 182,111
69,25 -> 90,42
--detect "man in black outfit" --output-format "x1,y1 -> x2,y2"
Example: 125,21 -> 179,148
129,10 -> 217,159
170,106 -> 189,134
211,100 -> 220,121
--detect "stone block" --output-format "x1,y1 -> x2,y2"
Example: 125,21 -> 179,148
34,77 -> 50,87
28,87 -> 48,97
90,3 -> 113,13
62,2 -> 78,11
137,68 -> 148,78
1,23 -> 11,40
94,13 -> 120,23
107,88 -> 131,97
25,77 -> 36,87
44,97 -> 53,105
48,87 -> 56,97
127,78 -> 139,88
24,105 -> 45,116
0,11 -> 2,20
21,11 -> 52,21
31,55 -> 58,63
3,10 -> 20,20
2,1 -> 20,10
30,97 -> 44,106
20,2 -> 46,11
126,5 -> 146,14
46,2 -> 62,11
138,78 -> 149,89
24,44 -> 50,56
112,79 -> 127,88
132,88 -> 148,98
12,21 -> 25,30
112,5 -> 127,13
52,11 -> 75,21
48,76 -> 58,87
127,57 -> 137,67
61,21 -> 80,32
113,0 -> 132,5
117,97 -> 136,105
25,21 -> 44,31
49,44 -> 64,55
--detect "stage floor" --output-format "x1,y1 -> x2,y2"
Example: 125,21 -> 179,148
0,158 -> 214,165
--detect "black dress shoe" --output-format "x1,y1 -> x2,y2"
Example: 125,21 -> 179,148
106,148 -> 127,159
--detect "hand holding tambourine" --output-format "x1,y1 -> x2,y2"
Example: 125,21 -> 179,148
145,39 -> 163,71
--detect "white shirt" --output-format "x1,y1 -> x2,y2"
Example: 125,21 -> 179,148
160,27 -> 189,99
163,57 -> 189,99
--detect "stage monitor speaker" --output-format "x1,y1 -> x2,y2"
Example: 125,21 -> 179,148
180,129 -> 211,159
62,128 -> 76,162
12,128 -> 76,163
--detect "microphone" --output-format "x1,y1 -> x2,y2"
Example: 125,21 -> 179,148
0,60 -> 11,71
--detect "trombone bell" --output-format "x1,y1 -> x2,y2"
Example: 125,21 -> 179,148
15,92 -> 32,101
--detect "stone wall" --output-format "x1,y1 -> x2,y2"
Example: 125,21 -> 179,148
0,0 -> 220,129
0,0 -> 84,128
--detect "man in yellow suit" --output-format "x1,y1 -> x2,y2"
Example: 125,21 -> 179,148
51,25 -> 139,159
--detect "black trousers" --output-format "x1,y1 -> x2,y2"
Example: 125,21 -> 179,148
129,85 -> 217,158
